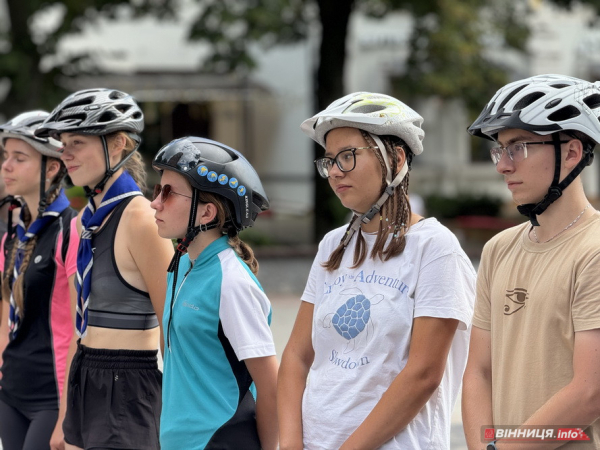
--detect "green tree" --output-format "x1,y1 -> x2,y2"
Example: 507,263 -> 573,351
0,0 -> 174,118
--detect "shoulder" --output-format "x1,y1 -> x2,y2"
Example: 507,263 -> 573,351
121,195 -> 153,223
405,218 -> 469,261
317,224 -> 349,252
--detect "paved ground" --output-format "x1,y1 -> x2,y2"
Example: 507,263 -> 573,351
258,256 -> 468,450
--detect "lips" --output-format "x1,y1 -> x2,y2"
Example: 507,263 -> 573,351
66,166 -> 79,173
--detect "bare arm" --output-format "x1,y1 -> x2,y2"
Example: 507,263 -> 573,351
245,355 -> 280,450
340,316 -> 459,450
50,274 -> 79,450
462,326 -> 494,449
0,298 -> 9,370
277,301 -> 315,450
126,198 -> 173,352
494,328 -> 600,450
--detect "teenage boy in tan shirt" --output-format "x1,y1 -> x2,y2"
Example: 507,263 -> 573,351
463,74 -> 600,450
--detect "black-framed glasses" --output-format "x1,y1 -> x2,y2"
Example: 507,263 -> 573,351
314,146 -> 378,178
152,184 -> 192,203
490,140 -> 570,165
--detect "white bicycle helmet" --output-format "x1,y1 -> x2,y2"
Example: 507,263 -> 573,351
302,92 -> 424,246
468,74 -> 600,225
301,91 -> 424,155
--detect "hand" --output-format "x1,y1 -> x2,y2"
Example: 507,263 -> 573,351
49,422 -> 65,450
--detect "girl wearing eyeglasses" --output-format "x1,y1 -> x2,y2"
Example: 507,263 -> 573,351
35,89 -> 174,450
278,92 -> 476,449
0,111 -> 78,450
150,137 -> 278,450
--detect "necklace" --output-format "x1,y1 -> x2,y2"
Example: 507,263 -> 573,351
531,204 -> 591,244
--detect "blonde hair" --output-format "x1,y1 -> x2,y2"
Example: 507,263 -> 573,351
323,131 -> 412,272
2,165 -> 64,317
196,190 -> 259,275
106,131 -> 147,192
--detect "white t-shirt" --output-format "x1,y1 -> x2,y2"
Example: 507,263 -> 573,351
301,218 -> 476,449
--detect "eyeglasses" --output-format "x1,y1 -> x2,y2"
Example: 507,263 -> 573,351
314,146 -> 378,179
490,140 -> 570,165
152,184 -> 192,203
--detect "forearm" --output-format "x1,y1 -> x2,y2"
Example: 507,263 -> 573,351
256,388 -> 278,450
277,357 -> 310,450
495,382 -> 600,450
50,336 -> 78,449
462,368 -> 494,449
340,368 -> 441,450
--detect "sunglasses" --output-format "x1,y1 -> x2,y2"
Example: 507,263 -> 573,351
152,184 -> 192,203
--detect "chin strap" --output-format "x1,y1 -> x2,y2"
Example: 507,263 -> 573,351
517,132 -> 593,226
341,134 -> 408,248
85,133 -> 141,198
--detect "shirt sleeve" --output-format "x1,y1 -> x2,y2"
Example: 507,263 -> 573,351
472,241 -> 493,331
64,217 -> 80,278
219,258 -> 276,361
573,251 -> 600,332
414,250 -> 476,331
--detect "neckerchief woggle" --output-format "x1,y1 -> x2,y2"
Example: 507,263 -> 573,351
8,190 -> 70,340
76,171 -> 141,337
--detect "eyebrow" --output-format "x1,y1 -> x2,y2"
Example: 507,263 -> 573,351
323,146 -> 356,158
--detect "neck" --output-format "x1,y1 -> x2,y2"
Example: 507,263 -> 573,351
89,168 -> 124,207
530,183 -> 593,241
186,229 -> 222,261
22,192 -> 41,224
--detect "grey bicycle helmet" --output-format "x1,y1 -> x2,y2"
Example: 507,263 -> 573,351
35,88 -> 144,197
0,111 -> 66,214
468,74 -> 600,225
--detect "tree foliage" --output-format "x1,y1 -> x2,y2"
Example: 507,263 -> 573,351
0,0 -> 175,118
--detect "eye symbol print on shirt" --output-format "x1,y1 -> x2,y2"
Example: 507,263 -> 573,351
322,288 -> 384,354
504,288 -> 529,315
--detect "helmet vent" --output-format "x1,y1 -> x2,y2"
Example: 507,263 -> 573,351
61,113 -> 86,124
583,94 -> 600,109
548,106 -> 581,122
351,105 -> 386,114
98,111 -> 117,123
64,97 -> 94,109
514,92 -> 545,110
498,85 -> 527,110
109,90 -> 126,100
550,84 -> 570,89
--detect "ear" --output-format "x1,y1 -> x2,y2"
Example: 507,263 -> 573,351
394,145 -> 407,175
46,159 -> 62,182
564,138 -> 584,168
109,133 -> 127,157
196,202 -> 218,225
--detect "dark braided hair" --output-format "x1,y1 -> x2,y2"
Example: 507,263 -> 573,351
322,131 -> 413,272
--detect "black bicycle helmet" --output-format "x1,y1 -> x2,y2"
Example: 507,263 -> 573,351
35,88 -> 144,197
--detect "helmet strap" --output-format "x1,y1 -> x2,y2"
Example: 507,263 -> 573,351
517,132 -> 592,225
85,134 -> 141,198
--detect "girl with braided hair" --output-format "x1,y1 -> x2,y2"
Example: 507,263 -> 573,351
278,92 -> 476,449
0,111 -> 79,450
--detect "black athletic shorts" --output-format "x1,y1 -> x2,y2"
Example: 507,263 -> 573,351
63,341 -> 162,450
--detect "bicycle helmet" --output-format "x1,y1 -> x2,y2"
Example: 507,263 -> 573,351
468,74 -> 600,225
35,88 -> 144,197
301,92 -> 424,246
0,111 -> 66,214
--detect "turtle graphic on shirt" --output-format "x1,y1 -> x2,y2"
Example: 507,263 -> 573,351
323,288 -> 384,353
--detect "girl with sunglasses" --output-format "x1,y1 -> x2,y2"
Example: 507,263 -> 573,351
278,92 -> 476,449
151,137 -> 278,450
35,89 -> 173,450
0,111 -> 78,450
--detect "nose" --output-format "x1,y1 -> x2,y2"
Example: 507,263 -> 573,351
495,150 -> 515,174
328,162 -> 345,179
150,196 -> 162,211
2,158 -> 12,172
60,147 -> 72,161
